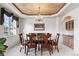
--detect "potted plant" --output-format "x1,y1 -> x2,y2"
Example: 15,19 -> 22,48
0,38 -> 8,56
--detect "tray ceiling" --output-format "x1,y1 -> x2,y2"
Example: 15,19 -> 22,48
13,3 -> 66,15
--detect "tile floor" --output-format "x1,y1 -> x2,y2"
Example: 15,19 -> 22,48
4,44 -> 79,56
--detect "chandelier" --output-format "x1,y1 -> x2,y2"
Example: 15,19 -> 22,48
35,6 -> 43,23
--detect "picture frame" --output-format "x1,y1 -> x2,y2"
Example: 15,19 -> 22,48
34,23 -> 45,31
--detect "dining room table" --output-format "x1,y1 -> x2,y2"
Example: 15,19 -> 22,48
24,39 -> 54,55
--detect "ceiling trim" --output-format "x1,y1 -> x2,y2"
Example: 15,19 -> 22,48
12,3 -> 66,16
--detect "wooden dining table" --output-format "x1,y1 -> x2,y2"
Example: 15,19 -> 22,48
24,39 -> 54,55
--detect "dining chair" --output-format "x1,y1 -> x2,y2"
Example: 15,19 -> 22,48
53,33 -> 60,52
26,33 -> 37,55
47,33 -> 52,40
41,33 -> 51,55
19,33 -> 24,52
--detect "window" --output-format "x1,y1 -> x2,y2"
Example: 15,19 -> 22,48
4,14 -> 16,35
1,8 -> 18,36
13,20 -> 16,35
9,16 -> 13,35
4,14 -> 10,35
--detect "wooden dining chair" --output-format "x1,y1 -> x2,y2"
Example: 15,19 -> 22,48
53,33 -> 60,52
41,33 -> 51,55
26,33 -> 37,55
19,33 -> 24,52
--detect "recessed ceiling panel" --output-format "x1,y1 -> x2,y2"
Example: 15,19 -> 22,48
13,3 -> 66,15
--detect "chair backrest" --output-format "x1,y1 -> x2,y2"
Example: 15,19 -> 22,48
47,33 -> 51,38
29,33 -> 36,44
26,34 -> 30,40
55,33 -> 60,44
47,33 -> 52,40
41,33 -> 48,44
19,33 -> 24,45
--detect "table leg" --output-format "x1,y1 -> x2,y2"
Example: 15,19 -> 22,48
25,44 -> 26,54
38,44 -> 41,51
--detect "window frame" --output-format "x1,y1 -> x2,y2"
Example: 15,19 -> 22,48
1,8 -> 18,36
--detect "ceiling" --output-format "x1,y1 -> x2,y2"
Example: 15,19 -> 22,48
13,3 -> 66,16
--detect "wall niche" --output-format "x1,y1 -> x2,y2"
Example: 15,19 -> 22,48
64,16 -> 74,30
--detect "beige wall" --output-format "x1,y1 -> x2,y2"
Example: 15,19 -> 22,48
19,17 -> 60,39
0,7 -> 19,49
59,5 -> 79,54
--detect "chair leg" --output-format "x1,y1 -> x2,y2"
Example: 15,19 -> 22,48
57,45 -> 59,52
26,47 -> 28,55
52,45 -> 53,54
20,47 -> 22,52
35,47 -> 37,56
51,42 -> 53,54
41,48 -> 43,56
49,48 -> 51,55
49,51 -> 51,55
24,45 -> 26,54
48,45 -> 51,55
